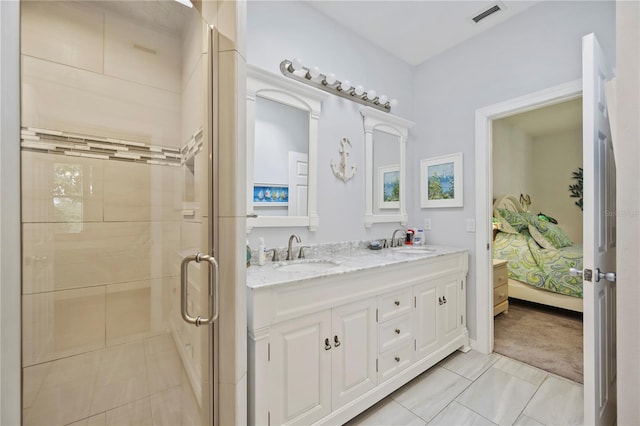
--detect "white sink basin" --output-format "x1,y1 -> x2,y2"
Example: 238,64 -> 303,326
392,246 -> 436,255
274,259 -> 340,272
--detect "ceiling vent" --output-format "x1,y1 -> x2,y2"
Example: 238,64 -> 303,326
472,3 -> 503,23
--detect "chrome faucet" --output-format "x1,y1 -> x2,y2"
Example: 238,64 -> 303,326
391,229 -> 406,248
286,234 -> 301,260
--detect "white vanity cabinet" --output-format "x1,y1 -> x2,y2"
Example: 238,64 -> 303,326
414,275 -> 464,361
267,298 -> 378,426
248,250 -> 469,425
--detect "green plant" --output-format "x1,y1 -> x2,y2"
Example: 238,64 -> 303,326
569,167 -> 583,211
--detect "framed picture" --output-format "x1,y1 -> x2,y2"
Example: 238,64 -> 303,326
420,153 -> 463,208
378,165 -> 400,209
253,184 -> 289,206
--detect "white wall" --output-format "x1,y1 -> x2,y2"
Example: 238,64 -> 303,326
492,120 -> 534,200
531,129 -> 583,243
246,0 -> 414,248
411,0 -> 615,340
615,1 -> 640,423
0,1 -> 21,424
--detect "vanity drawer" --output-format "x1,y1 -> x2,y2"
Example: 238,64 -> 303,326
494,284 -> 508,306
493,263 -> 508,288
379,314 -> 412,353
378,341 -> 413,383
378,288 -> 412,322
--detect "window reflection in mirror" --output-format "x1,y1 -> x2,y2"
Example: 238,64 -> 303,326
373,130 -> 400,214
253,97 -> 309,217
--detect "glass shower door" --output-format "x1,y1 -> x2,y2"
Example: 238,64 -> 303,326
20,1 -> 217,424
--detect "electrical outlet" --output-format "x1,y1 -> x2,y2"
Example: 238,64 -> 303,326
424,218 -> 431,230
466,218 -> 476,232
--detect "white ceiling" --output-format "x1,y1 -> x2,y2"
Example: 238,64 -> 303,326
500,97 -> 583,138
306,0 -> 542,66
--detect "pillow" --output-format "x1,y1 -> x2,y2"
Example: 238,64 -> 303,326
496,208 -> 529,232
532,220 -> 573,249
527,224 -> 555,250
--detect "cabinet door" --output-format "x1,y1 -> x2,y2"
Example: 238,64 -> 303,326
414,282 -> 439,360
439,276 -> 461,343
270,310 -> 332,425
331,298 -> 377,409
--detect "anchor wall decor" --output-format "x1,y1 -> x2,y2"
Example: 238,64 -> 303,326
330,137 -> 357,182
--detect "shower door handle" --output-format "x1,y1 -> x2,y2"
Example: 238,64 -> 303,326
180,253 -> 219,327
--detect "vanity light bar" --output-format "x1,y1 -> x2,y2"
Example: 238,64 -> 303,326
279,59 -> 397,113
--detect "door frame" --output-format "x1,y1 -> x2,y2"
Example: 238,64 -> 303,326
0,1 -> 22,424
473,79 -> 582,353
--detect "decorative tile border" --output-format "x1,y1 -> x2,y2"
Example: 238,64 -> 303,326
20,127 -> 204,167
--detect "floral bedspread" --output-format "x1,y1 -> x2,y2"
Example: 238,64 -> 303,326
493,230 -> 583,298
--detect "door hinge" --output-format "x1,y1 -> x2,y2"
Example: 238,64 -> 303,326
268,411 -> 271,426
461,315 -> 463,325
414,296 -> 416,308
461,280 -> 463,290
376,308 -> 378,323
376,358 -> 378,372
268,342 -> 270,362
414,339 -> 416,351
487,243 -> 490,250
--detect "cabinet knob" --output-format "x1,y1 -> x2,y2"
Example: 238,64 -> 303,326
324,338 -> 331,350
333,335 -> 341,347
443,296 -> 447,304
394,300 -> 400,306
395,328 -> 401,334
394,356 -> 400,362
438,297 -> 443,305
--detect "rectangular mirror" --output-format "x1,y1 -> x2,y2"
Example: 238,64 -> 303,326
253,97 -> 309,217
361,106 -> 414,227
246,65 -> 327,230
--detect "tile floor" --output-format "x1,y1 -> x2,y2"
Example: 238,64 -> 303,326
346,350 -> 584,426
22,333 -> 200,426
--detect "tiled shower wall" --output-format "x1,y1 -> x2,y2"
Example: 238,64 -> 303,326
20,0 -> 206,392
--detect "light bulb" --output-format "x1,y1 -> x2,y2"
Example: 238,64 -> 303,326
366,90 -> 377,101
354,85 -> 364,96
378,95 -> 388,105
389,98 -> 399,108
309,66 -> 320,79
291,58 -> 304,71
340,80 -> 352,92
324,73 -> 336,85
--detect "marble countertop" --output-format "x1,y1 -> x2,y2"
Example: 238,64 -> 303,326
246,245 -> 467,289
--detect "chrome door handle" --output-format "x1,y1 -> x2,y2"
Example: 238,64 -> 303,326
180,252 -> 219,327
596,268 -> 616,283
569,267 -> 583,277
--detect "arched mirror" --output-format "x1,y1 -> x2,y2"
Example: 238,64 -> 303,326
361,106 -> 415,227
246,65 -> 327,231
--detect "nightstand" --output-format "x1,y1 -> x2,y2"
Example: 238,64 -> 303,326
493,259 -> 509,316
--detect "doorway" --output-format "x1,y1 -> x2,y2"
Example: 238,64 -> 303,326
490,98 -> 585,383
474,79 -> 583,355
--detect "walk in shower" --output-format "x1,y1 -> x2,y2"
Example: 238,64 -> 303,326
20,1 -> 218,424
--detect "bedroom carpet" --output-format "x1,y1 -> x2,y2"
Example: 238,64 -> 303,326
493,299 -> 583,384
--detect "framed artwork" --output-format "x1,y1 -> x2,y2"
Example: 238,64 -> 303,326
378,165 -> 400,209
420,153 -> 463,208
253,184 -> 289,206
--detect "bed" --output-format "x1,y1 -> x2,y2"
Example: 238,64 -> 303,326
492,195 -> 584,312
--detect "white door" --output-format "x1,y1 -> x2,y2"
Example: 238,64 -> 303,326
414,283 -> 439,359
331,299 -> 377,409
270,310 -> 332,425
582,33 -> 617,426
288,151 -> 308,216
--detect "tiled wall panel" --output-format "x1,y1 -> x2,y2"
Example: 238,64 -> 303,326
22,287 -> 106,366
21,1 -> 104,74
22,56 -> 181,148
